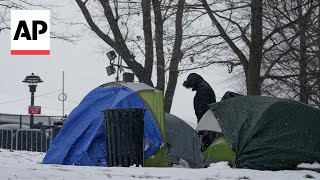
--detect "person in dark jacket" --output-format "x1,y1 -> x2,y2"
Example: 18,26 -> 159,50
183,73 -> 216,122
183,73 -> 217,151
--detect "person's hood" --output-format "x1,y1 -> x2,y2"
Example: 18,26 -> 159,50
183,73 -> 204,91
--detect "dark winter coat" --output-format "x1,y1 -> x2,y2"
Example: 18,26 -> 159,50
183,73 -> 216,122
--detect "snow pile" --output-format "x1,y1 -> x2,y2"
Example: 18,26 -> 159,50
0,149 -> 319,180
298,162 -> 320,169
171,158 -> 191,168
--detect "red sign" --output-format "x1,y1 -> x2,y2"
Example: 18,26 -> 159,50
28,106 -> 41,114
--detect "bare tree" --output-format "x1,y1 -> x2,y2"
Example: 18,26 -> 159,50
201,0 -> 316,97
74,0 -> 228,112
263,0 -> 320,106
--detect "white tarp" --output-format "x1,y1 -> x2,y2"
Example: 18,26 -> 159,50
196,110 -> 222,133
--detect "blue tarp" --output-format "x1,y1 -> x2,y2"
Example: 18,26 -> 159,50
43,86 -> 163,166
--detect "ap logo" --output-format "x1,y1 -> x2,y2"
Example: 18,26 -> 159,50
11,10 -> 50,55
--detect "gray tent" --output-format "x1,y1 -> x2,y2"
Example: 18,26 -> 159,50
165,113 -> 203,168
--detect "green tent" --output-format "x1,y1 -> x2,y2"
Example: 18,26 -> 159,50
100,82 -> 169,167
209,95 -> 320,170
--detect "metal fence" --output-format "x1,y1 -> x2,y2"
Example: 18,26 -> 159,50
0,129 -> 14,150
0,113 -> 64,127
0,113 -> 65,152
15,129 -> 51,152
0,127 -> 53,152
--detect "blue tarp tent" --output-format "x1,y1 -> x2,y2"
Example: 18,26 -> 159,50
43,86 -> 163,166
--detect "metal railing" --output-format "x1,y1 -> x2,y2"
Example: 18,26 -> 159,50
0,128 -> 52,152
0,129 -> 13,150
0,113 -> 64,127
15,129 -> 51,152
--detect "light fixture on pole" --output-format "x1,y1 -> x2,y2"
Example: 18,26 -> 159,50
105,50 -> 135,82
22,73 -> 43,129
106,50 -> 117,76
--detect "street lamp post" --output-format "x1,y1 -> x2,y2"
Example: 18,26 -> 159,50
23,73 -> 43,129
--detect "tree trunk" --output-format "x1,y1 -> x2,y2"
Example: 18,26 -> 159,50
99,0 -> 154,87
318,0 -> 320,107
152,0 -> 165,92
297,0 -> 309,103
142,0 -> 154,81
247,0 -> 263,95
201,0 -> 249,89
164,0 -> 185,113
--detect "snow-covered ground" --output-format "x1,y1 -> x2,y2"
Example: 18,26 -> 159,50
0,149 -> 319,180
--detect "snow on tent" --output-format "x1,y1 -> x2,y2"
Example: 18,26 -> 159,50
165,113 -> 203,168
199,95 -> 320,170
43,82 -> 169,167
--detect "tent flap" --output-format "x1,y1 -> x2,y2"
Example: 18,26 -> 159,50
196,110 -> 222,132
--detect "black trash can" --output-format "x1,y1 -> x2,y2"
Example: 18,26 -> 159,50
102,108 -> 145,167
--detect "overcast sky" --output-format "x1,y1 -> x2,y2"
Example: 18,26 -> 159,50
0,1 -> 236,124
